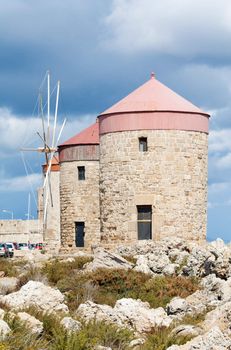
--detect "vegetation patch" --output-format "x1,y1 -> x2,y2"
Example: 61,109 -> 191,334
0,260 -> 17,277
2,310 -> 133,350
42,256 -> 93,285
141,326 -> 192,350
43,266 -> 200,311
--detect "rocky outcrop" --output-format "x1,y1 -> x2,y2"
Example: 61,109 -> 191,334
85,248 -> 133,271
0,281 -> 68,313
0,277 -> 18,295
60,317 -> 82,333
77,298 -> 172,333
0,320 -> 11,339
17,312 -> 43,335
167,326 -> 231,350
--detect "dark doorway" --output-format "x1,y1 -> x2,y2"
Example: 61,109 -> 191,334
137,205 -> 152,240
75,222 -> 85,247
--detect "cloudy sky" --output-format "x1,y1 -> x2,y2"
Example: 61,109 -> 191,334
0,0 -> 230,241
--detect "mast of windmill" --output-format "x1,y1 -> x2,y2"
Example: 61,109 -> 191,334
21,71 -> 66,227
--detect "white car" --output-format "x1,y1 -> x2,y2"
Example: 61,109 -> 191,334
5,243 -> 14,257
18,243 -> 29,250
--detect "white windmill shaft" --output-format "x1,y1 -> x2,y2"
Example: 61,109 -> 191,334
20,71 -> 66,227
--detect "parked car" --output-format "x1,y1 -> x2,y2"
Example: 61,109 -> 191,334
35,243 -> 44,250
5,243 -> 14,258
0,243 -> 10,258
18,243 -> 29,250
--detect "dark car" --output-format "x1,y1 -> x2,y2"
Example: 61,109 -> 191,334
0,243 -> 10,258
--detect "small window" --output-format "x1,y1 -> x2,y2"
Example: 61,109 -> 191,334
78,166 -> 85,180
75,222 -> 85,247
137,205 -> 152,240
139,137 -> 148,152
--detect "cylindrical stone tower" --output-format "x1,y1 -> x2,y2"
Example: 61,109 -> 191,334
98,74 -> 210,244
58,122 -> 100,250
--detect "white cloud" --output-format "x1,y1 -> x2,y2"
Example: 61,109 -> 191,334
103,0 -> 231,57
209,129 -> 231,153
0,107 -> 96,153
0,173 -> 41,192
0,107 -> 41,151
208,181 -> 231,209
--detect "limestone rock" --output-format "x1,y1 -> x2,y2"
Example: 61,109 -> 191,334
94,346 -> 112,350
77,298 -> 172,333
0,277 -> 18,295
171,324 -> 202,338
0,280 -> 68,313
167,326 -> 231,350
60,317 -> 82,333
134,255 -> 153,275
163,263 -> 177,276
128,338 -> 145,348
0,308 -> 5,320
85,248 -> 133,271
201,301 -> 231,333
0,319 -> 11,340
166,297 -> 190,315
182,246 -> 214,277
17,312 -> 43,335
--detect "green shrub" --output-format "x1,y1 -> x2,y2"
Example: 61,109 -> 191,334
50,267 -> 199,311
142,326 -> 192,350
49,320 -> 133,350
0,260 -> 17,277
3,313 -> 49,350
134,275 -> 199,308
43,256 -> 93,285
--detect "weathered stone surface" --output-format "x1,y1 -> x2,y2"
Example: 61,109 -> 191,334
201,301 -> 231,334
134,251 -> 174,275
0,277 -> 18,295
167,326 -> 231,350
100,130 -> 208,244
0,281 -> 68,312
166,297 -> 190,315
171,324 -> 202,338
128,338 -> 145,348
77,298 -> 172,333
60,317 -> 82,333
134,255 -> 153,275
0,320 -> 11,339
0,309 -> 5,320
60,158 -> 100,250
85,248 -> 133,271
17,312 -> 43,335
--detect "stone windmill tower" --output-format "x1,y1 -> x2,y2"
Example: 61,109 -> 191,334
98,73 -> 210,245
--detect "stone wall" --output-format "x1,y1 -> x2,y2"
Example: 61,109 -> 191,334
99,129 -> 208,244
60,160 -> 100,250
0,220 -> 43,243
43,170 -> 61,251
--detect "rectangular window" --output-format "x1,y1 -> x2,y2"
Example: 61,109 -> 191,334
137,205 -> 152,240
78,166 -> 85,180
75,222 -> 85,247
139,137 -> 148,152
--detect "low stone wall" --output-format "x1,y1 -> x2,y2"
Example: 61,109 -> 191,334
0,220 -> 43,243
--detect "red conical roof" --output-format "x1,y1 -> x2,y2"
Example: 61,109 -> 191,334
100,74 -> 208,116
60,121 -> 99,146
